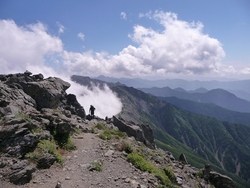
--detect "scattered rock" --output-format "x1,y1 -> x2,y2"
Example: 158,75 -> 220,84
65,176 -> 71,180
55,181 -> 62,188
104,149 -> 114,157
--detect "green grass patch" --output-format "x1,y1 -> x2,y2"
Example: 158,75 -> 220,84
99,128 -> 126,140
95,123 -> 106,130
90,161 -> 102,172
109,129 -> 126,139
99,130 -> 112,140
163,167 -> 175,182
26,139 -> 63,165
154,170 -> 171,185
37,139 -> 63,164
127,152 -> 176,186
127,152 -> 155,173
117,141 -> 134,153
55,133 -> 76,151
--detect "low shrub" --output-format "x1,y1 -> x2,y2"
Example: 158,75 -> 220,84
99,129 -> 126,140
26,139 -> 63,165
127,152 -> 176,187
163,167 -> 175,182
127,152 -> 155,173
56,134 -> 76,151
95,123 -> 106,130
99,130 -> 112,140
90,161 -> 102,172
109,129 -> 126,139
154,170 -> 171,185
37,139 -> 63,164
117,141 -> 134,153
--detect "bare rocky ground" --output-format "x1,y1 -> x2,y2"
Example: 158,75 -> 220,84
0,131 -> 160,188
0,120 -> 210,188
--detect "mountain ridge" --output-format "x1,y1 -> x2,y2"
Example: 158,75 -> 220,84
96,75 -> 250,101
72,75 -> 250,187
2,72 -> 231,188
0,72 -> 248,187
159,96 -> 250,127
139,87 -> 250,113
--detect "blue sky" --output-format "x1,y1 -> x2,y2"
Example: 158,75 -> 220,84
0,0 -> 249,80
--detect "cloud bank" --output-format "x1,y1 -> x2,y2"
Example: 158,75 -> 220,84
67,82 -> 122,118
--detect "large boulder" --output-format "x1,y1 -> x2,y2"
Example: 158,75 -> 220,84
0,72 -> 86,118
19,77 -> 70,110
9,161 -> 36,185
37,153 -> 57,169
66,94 -> 86,118
209,172 -> 235,188
0,82 -> 37,117
113,116 -> 155,149
0,158 -> 36,185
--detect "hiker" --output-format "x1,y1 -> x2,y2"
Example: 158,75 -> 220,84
89,105 -> 95,117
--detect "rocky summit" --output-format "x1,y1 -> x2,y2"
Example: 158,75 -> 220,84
0,72 -> 235,188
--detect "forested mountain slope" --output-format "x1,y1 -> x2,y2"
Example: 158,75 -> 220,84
159,96 -> 250,127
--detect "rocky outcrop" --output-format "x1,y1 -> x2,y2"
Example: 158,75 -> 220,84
202,164 -> 235,188
209,172 -> 235,188
113,116 -> 155,149
0,72 -> 87,184
179,153 -> 188,164
0,158 -> 36,185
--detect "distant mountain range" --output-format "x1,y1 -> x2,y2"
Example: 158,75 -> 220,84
139,87 -> 250,113
159,96 -> 250,127
95,75 -> 250,101
72,75 -> 250,187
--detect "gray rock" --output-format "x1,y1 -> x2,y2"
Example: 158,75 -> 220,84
209,171 -> 235,188
179,153 -> 188,164
55,181 -> 62,188
0,72 -> 88,185
203,164 -> 211,181
9,164 -> 36,185
19,77 -> 70,110
37,153 -> 57,169
113,116 -> 155,149
104,149 -> 115,157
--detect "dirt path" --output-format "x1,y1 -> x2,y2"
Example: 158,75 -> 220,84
2,132 -> 157,188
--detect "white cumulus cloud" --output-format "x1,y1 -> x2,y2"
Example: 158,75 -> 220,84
130,11 -> 225,75
62,11 -> 226,78
120,12 -> 127,20
0,19 -> 63,76
56,22 -> 65,34
78,32 -> 85,41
